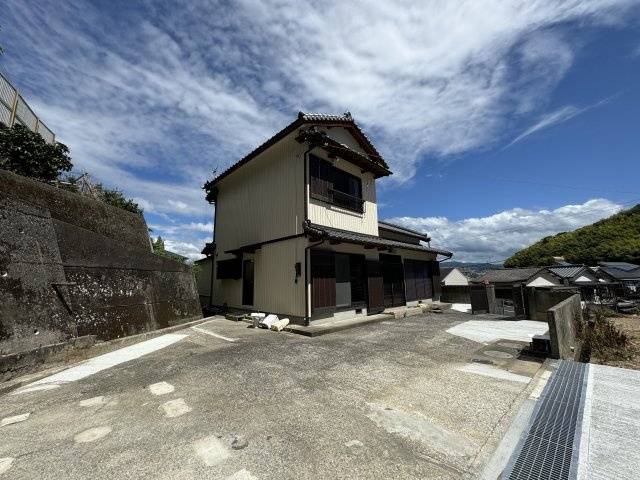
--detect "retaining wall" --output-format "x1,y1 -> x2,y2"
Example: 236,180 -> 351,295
0,169 -> 201,357
547,293 -> 582,360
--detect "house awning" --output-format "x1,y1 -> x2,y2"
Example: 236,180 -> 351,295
303,221 -> 452,258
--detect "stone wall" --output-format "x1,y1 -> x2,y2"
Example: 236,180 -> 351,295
547,293 -> 582,360
0,169 -> 201,355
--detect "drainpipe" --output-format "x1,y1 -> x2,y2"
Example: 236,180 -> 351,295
301,135 -> 319,326
208,199 -> 218,307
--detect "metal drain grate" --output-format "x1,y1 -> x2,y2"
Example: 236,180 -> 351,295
503,360 -> 587,480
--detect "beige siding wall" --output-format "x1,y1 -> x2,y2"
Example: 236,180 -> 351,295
212,132 -> 305,311
215,132 -> 305,259
307,149 -> 379,235
254,237 -> 306,317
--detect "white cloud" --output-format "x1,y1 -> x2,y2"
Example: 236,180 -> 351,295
163,239 -> 206,262
3,1 -> 638,252
386,198 -> 624,263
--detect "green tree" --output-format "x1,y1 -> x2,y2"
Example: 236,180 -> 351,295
504,205 -> 640,267
0,123 -> 72,181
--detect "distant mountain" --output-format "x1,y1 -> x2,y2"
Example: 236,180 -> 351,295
504,204 -> 640,267
442,261 -> 502,278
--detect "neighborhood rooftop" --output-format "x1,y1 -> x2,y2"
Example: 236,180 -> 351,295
547,265 -> 587,278
378,220 -> 430,241
476,267 -> 543,283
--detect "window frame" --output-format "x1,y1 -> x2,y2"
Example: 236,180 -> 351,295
309,154 -> 364,213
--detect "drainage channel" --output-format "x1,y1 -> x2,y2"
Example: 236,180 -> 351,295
502,360 -> 588,480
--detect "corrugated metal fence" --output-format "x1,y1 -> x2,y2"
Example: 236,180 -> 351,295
0,71 -> 55,144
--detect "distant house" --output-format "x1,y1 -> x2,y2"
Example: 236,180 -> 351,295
475,268 -> 560,291
546,265 -> 599,286
440,266 -> 469,286
594,262 -> 640,296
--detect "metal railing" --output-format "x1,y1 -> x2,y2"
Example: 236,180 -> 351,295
0,70 -> 55,144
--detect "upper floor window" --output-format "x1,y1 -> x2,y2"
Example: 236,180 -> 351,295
309,155 -> 364,213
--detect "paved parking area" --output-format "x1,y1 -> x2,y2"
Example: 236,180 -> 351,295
0,312 -> 547,479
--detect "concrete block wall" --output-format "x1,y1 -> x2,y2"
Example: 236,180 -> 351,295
547,293 -> 582,360
0,170 -> 201,356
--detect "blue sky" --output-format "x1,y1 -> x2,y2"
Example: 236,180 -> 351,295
2,1 -> 640,262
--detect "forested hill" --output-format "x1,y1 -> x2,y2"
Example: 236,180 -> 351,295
504,204 -> 640,267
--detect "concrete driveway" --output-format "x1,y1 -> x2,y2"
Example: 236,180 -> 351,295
0,312 -> 548,479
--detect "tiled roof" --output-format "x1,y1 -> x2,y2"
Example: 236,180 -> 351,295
598,265 -> 640,280
476,267 -> 543,283
547,265 -> 587,279
598,261 -> 639,272
378,220 -> 430,241
303,222 -> 452,257
207,112 -> 389,187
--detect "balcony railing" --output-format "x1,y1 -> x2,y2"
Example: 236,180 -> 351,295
309,188 -> 365,214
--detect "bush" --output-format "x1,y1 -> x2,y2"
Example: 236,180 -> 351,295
580,306 -> 631,363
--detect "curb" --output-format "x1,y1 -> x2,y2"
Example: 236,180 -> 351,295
285,313 -> 394,337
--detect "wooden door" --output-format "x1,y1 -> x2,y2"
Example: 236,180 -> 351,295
366,259 -> 384,314
311,250 -> 336,311
381,254 -> 405,307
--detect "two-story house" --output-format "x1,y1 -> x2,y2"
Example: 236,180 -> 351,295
203,112 -> 452,325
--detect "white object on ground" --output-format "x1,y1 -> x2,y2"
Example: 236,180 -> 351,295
451,303 -> 472,313
159,398 -> 192,418
1,412 -> 30,427
447,320 -> 548,344
191,326 -> 237,342
0,458 -> 14,475
259,314 -> 279,329
226,469 -> 258,480
13,333 -> 187,394
194,435 -> 230,466
249,313 -> 266,318
457,363 -> 531,384
74,426 -> 112,443
366,402 -> 476,457
79,396 -> 107,407
148,382 -> 175,396
270,318 -> 290,332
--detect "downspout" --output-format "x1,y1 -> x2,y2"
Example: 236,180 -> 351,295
208,201 -> 218,307
302,141 -> 317,326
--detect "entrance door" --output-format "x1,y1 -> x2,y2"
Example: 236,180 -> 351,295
242,259 -> 254,306
311,250 -> 336,312
380,254 -> 405,307
335,253 -> 352,308
366,259 -> 384,314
